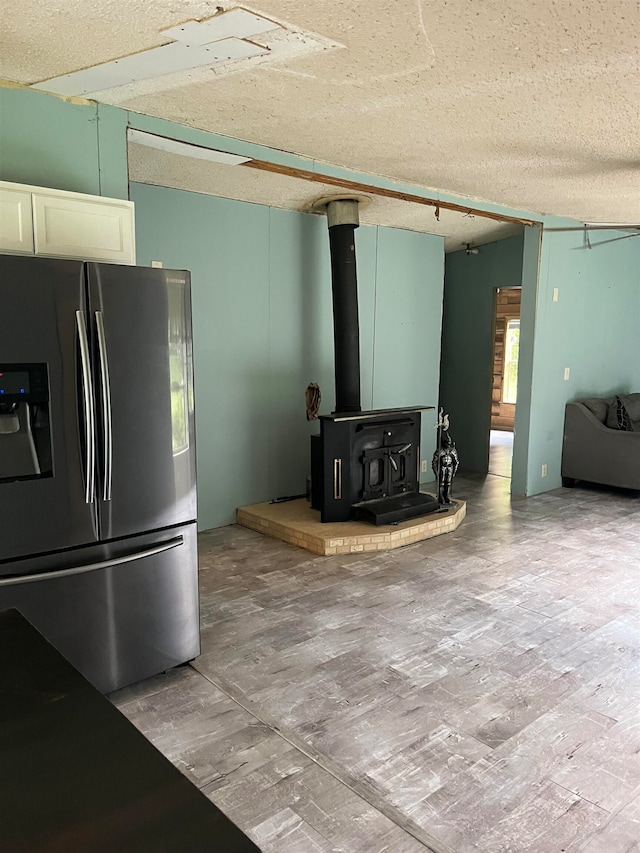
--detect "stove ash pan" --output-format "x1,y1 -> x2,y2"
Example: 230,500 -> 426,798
310,406 -> 437,524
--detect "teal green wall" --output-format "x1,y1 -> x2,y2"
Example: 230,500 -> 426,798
373,228 -> 444,463
10,84 -> 639,515
525,226 -> 640,494
440,234 -> 525,473
0,86 -> 128,198
131,185 -> 273,528
131,183 -> 445,529
511,225 -> 543,495
266,209 -> 334,502
0,86 -> 446,530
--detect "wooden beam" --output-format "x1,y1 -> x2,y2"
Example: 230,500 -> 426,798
243,159 -> 538,227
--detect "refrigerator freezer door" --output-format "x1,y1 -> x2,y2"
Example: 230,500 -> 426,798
87,264 -> 197,540
0,522 -> 200,693
0,256 -> 99,563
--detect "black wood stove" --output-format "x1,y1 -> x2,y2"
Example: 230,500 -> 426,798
310,198 -> 439,525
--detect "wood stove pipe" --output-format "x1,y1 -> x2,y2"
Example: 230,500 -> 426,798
326,199 -> 361,414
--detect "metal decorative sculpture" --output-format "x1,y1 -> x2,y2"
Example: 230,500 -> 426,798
432,409 -> 460,505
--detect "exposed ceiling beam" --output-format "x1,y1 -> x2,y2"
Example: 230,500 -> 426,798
243,160 -> 538,227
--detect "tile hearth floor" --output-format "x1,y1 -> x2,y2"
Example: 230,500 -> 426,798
111,475 -> 640,852
236,495 -> 466,555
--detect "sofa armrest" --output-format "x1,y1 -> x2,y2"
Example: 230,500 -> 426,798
562,402 -> 640,489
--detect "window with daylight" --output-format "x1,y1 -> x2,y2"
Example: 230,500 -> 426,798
502,318 -> 520,404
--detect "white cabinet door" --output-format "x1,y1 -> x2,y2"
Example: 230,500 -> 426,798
32,193 -> 136,265
0,187 -> 34,254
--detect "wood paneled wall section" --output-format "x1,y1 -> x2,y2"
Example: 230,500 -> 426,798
491,287 -> 522,431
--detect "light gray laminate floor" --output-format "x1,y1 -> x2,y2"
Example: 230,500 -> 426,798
488,430 -> 513,479
112,474 -> 640,852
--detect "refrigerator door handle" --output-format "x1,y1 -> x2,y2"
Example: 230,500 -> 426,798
76,309 -> 95,504
0,537 -> 183,587
95,311 -> 113,502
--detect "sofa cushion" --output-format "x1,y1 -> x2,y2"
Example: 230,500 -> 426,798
606,396 -> 634,431
620,393 -> 640,424
582,397 -> 611,423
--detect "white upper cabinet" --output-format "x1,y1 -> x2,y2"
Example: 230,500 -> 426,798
32,192 -> 135,264
0,186 -> 34,254
0,181 -> 135,265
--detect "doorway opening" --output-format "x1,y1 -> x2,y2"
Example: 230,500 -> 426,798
489,286 -> 521,478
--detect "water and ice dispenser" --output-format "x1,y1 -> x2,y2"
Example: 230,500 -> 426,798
0,364 -> 52,482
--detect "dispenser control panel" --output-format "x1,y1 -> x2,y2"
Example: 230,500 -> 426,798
0,363 -> 52,483
0,364 -> 48,403
0,371 -> 30,395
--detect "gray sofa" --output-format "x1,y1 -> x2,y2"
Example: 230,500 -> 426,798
561,393 -> 640,490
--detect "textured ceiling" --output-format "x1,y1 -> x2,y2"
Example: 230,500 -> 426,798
3,0 -> 639,241
127,143 -> 521,250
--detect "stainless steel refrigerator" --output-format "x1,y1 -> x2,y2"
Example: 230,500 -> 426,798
0,255 -> 199,693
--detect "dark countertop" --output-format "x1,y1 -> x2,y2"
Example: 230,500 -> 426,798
0,608 -> 260,853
